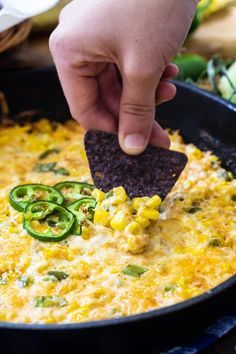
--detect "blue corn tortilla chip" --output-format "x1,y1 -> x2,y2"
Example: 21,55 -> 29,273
84,131 -> 188,199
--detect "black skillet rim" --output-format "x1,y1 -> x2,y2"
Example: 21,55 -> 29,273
0,65 -> 236,112
175,79 -> 236,112
0,67 -> 235,330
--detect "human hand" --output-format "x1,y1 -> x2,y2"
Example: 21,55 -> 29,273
50,0 -> 198,155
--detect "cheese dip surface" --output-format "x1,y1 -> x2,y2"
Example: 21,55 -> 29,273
0,119 -> 235,324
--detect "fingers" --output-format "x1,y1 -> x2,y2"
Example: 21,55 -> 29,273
148,64 -> 177,149
149,64 -> 177,149
155,81 -> 177,105
58,64 -> 117,132
118,61 -> 178,154
98,64 -> 122,118
149,121 -> 170,149
118,67 -> 158,155
156,63 -> 178,104
50,12 -> 176,155
50,31 -> 117,133
161,63 -> 179,80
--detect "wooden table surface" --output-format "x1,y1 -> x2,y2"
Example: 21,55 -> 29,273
2,30 -> 236,354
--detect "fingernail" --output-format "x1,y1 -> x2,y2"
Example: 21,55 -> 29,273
123,134 -> 146,155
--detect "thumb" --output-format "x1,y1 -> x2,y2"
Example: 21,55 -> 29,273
118,71 -> 157,155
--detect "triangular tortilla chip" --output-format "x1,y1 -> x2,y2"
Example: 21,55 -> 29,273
85,131 -> 187,199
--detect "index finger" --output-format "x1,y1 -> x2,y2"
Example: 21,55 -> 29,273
50,34 -> 117,132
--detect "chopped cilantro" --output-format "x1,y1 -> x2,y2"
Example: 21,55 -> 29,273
39,148 -> 60,160
53,167 -> 70,176
186,206 -> 202,214
18,275 -> 33,288
35,296 -> 68,308
47,271 -> 69,281
33,162 -> 57,173
122,264 -> 147,278
208,239 -> 221,247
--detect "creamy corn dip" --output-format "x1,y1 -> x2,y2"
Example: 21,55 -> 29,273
0,119 -> 235,324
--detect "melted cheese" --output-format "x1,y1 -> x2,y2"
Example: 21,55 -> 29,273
0,119 -> 235,324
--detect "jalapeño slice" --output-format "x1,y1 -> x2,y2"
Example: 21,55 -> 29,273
68,197 -> 97,235
9,184 -> 64,212
23,201 -> 75,242
54,181 -> 94,205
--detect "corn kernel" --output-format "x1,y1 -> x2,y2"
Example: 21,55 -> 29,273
110,210 -> 128,231
125,221 -> 141,235
139,208 -> 160,221
127,234 -> 148,253
146,195 -> 162,209
135,216 -> 150,228
132,197 -> 149,210
92,188 -> 106,202
132,197 -> 145,210
192,148 -> 203,159
112,187 -> 127,204
94,209 -> 110,226
82,226 -> 90,240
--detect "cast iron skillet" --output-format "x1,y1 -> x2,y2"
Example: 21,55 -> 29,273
0,67 -> 235,354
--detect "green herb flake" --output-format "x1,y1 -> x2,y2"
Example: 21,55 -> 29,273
164,285 -> 176,292
33,162 -> 57,173
210,160 -> 218,169
53,167 -> 70,176
47,271 -> 69,281
217,169 -> 233,181
158,204 -> 166,213
0,275 -> 7,285
39,148 -> 60,160
122,264 -> 147,278
34,295 -> 68,308
18,275 -> 33,288
186,206 -> 202,214
174,194 -> 184,202
43,276 -> 61,283
231,195 -> 236,202
106,190 -> 114,198
208,239 -> 221,248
